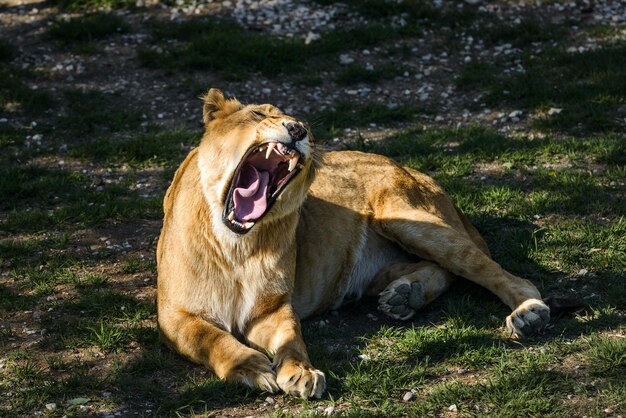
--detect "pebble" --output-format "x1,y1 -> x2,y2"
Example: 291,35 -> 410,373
402,391 -> 415,401
265,396 -> 275,405
45,403 -> 56,410
548,107 -> 563,115
324,406 -> 335,415
448,404 -> 458,412
339,54 -> 354,65
578,269 -> 589,277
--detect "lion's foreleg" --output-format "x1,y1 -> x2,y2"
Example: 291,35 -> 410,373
158,308 -> 279,392
245,303 -> 326,398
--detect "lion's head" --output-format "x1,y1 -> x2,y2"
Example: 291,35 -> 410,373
197,88 -> 318,236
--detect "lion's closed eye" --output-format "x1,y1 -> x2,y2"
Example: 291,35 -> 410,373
251,110 -> 266,119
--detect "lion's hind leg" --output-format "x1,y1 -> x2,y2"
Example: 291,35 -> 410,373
368,261 -> 454,320
374,204 -> 550,337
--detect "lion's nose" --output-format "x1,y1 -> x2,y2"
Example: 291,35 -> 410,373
284,122 -> 307,142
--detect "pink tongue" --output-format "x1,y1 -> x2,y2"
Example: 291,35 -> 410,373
233,164 -> 270,222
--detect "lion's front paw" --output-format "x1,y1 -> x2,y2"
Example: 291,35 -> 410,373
506,298 -> 550,338
226,349 -> 280,393
378,278 -> 425,320
276,360 -> 326,399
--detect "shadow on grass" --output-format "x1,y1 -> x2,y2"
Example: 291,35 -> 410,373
457,42 -> 626,135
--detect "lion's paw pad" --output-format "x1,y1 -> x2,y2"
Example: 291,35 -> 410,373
378,279 -> 425,320
506,298 -> 550,338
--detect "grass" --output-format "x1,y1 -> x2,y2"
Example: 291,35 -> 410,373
47,0 -> 136,11
139,17 -> 394,79
335,64 -> 408,85
2,0 -> 625,416
49,13 -> 129,44
69,127 -> 201,167
57,89 -> 142,135
312,101 -> 422,139
457,42 -> 626,134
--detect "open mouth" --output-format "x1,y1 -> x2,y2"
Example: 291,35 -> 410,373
222,142 -> 303,234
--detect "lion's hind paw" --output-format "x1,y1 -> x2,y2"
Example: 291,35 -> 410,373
506,298 -> 550,338
378,278 -> 425,321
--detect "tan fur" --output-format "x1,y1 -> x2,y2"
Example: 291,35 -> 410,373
157,89 -> 550,398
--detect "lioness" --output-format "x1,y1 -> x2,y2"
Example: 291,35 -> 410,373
157,89 -> 550,399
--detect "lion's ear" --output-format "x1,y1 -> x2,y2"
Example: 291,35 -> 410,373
201,88 -> 242,125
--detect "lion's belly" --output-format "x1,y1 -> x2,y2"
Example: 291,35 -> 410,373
341,226 -> 410,304
292,200 -> 409,319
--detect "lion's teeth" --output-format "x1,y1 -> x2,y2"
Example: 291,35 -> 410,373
265,143 -> 276,159
288,155 -> 299,172
228,211 -> 235,221
243,221 -> 255,229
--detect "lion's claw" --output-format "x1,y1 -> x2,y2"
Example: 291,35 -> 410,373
276,361 -> 326,399
226,350 -> 280,393
378,279 -> 425,320
506,298 -> 550,338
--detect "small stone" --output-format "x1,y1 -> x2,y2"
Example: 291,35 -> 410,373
339,54 -> 354,65
67,397 -> 90,406
548,107 -> 563,115
578,269 -> 589,276
448,404 -> 458,412
324,406 -> 335,415
402,391 -> 414,402
265,396 -> 275,405
45,403 -> 56,410
304,31 -> 320,45
102,392 -> 112,398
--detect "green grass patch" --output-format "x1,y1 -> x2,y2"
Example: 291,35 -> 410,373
70,127 -> 201,167
0,38 -> 15,62
586,335 -> 626,374
0,164 -> 161,233
140,17 -> 394,78
57,89 -> 142,135
49,12 -> 129,44
335,63 -> 407,85
312,101 -> 419,139
120,256 -> 156,274
47,0 -> 136,11
0,68 -> 55,115
429,355 -> 569,416
479,18 -> 567,47
458,42 -> 626,134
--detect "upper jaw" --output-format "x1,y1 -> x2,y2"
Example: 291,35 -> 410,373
221,140 -> 306,235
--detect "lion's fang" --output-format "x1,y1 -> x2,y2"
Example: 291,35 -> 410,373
228,211 -> 235,221
265,143 -> 276,159
288,155 -> 299,172
243,221 -> 255,230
